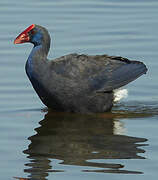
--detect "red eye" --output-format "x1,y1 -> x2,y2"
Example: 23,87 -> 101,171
31,30 -> 35,35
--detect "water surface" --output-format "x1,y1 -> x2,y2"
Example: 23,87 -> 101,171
0,0 -> 158,179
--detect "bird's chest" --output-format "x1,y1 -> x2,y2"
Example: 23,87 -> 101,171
25,59 -> 53,105
25,58 -> 34,79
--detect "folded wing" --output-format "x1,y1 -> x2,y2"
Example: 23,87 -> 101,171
52,54 -> 147,93
88,57 -> 147,92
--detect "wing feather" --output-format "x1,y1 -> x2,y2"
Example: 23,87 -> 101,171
50,54 -> 147,92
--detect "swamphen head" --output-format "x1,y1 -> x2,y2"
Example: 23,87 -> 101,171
14,24 -> 50,47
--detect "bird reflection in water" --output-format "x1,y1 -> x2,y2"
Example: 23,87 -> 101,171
21,110 -> 148,179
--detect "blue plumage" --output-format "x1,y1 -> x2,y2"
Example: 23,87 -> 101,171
14,24 -> 148,113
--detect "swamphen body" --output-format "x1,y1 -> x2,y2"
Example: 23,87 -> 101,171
14,24 -> 147,113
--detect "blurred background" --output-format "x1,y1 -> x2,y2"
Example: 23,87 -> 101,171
0,0 -> 158,180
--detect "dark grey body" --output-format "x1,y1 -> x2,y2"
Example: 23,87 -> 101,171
24,25 -> 147,113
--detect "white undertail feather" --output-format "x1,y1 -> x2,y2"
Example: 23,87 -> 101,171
114,89 -> 128,102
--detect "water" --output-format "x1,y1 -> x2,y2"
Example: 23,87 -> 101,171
0,0 -> 158,179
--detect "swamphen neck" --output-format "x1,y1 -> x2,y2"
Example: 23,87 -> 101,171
14,24 -> 54,108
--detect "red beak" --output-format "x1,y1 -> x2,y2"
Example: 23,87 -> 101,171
14,24 -> 35,44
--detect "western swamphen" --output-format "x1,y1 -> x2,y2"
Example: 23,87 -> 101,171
14,24 -> 147,113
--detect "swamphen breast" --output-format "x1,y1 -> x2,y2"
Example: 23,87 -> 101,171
14,24 -> 147,113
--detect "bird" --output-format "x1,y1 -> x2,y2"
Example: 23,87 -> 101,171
14,24 -> 147,113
